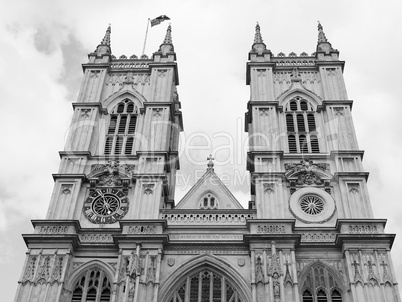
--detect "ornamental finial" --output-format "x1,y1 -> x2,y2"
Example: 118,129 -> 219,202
317,21 -> 328,43
254,22 -> 264,44
163,24 -> 173,44
207,154 -> 214,171
101,24 -> 111,46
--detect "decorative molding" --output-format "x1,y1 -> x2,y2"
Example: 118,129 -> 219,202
259,108 -> 269,116
61,185 -> 72,195
143,184 -> 155,194
237,258 -> 245,267
348,225 -> 377,234
167,258 -> 175,267
365,260 -> 379,286
263,183 -> 275,194
39,225 -> 69,234
285,159 -> 331,187
34,256 -> 51,284
334,107 -> 344,116
80,109 -> 90,119
255,254 -> 264,283
153,108 -> 163,117
257,225 -> 286,234
90,160 -> 135,177
169,234 -> 243,241
162,213 -> 254,225
157,69 -> 168,77
300,233 -> 336,242
79,234 -> 114,243
22,256 -> 37,283
283,261 -> 293,286
351,259 -> 364,285
127,225 -> 156,234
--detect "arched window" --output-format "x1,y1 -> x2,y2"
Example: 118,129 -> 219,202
169,270 -> 242,302
301,264 -> 343,302
199,193 -> 218,209
285,96 -> 319,153
104,99 -> 138,156
71,268 -> 111,302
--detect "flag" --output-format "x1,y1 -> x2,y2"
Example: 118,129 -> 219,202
150,15 -> 170,27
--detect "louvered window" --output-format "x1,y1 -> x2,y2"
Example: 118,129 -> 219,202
104,99 -> 138,156
71,268 -> 111,302
302,290 -> 313,302
285,97 -> 320,153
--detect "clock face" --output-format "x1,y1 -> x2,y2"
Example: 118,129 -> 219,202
83,188 -> 129,224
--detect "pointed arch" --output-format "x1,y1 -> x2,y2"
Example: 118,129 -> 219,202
104,90 -> 146,112
278,88 -> 322,109
64,260 -> 115,292
298,260 -> 344,301
158,254 -> 252,302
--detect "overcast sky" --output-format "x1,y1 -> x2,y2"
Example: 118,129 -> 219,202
1,0 -> 402,300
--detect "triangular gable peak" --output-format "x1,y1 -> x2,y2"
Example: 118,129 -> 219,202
175,169 -> 244,210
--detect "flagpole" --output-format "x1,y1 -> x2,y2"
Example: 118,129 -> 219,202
142,18 -> 150,56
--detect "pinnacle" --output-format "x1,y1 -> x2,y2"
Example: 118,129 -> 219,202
101,24 -> 111,46
317,21 -> 328,43
163,24 -> 173,44
254,22 -> 264,44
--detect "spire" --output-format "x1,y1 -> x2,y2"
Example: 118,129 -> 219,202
157,24 -> 175,57
163,24 -> 172,44
101,24 -> 111,46
254,22 -> 264,44
249,22 -> 270,60
317,21 -> 328,43
94,24 -> 112,57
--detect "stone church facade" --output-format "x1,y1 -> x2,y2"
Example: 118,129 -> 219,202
14,23 -> 401,302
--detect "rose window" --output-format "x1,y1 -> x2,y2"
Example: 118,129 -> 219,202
299,195 -> 324,215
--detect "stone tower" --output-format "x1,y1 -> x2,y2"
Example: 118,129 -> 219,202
14,25 -> 183,302
244,22 -> 400,302
15,22 -> 400,302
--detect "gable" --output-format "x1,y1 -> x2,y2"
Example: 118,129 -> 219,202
175,170 -> 244,210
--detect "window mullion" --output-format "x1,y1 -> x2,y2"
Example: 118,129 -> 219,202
96,270 -> 104,302
209,272 -> 213,302
198,272 -> 202,302
185,276 -> 190,302
82,271 -> 90,302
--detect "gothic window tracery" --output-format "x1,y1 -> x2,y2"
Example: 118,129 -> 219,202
199,193 -> 219,209
71,268 -> 111,302
168,270 -> 242,302
104,99 -> 138,156
285,97 -> 319,154
301,264 -> 342,302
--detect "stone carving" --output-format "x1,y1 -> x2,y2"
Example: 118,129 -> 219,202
39,225 -> 69,234
365,260 -> 379,286
327,68 -> 336,76
146,256 -> 157,283
98,174 -> 122,187
257,69 -> 266,77
118,257 -> 129,283
158,69 -> 167,77
238,258 -> 245,267
381,259 -> 393,284
334,107 -> 344,116
61,185 -> 72,195
128,254 -> 142,277
80,109 -> 90,119
90,160 -> 135,177
127,225 -> 156,234
153,108 -> 163,117
34,256 -> 51,284
167,258 -> 175,267
268,242 -> 282,301
283,261 -> 293,286
255,255 -> 264,283
349,185 -> 359,194
301,233 -> 336,242
301,71 -> 320,84
143,184 -> 154,195
110,62 -> 150,69
351,260 -> 364,285
50,256 -> 64,283
80,234 -> 114,243
273,71 -> 290,84
263,183 -> 275,194
22,256 -> 37,283
285,159 -> 331,190
259,108 -> 269,116
257,225 -> 286,234
348,225 -> 377,234
290,67 -> 301,80
73,262 -> 84,270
